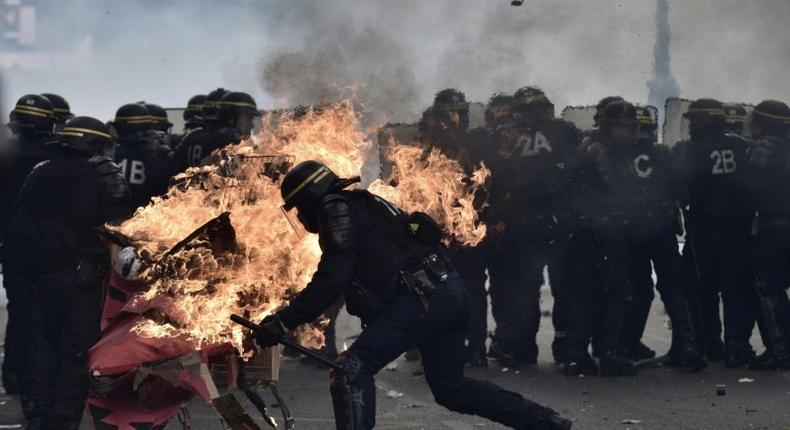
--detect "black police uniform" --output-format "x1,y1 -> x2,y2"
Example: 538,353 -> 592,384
114,131 -> 177,210
617,140 -> 706,371
273,189 -> 566,429
564,134 -> 635,375
674,130 -> 754,363
498,117 -> 580,365
0,130 -> 55,394
0,94 -> 57,397
744,129 -> 790,369
6,120 -> 132,427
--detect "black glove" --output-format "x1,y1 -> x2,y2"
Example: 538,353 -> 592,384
255,315 -> 287,348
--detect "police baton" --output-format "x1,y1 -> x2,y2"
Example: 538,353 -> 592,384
230,314 -> 343,371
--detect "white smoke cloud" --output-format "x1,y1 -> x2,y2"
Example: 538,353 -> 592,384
3,0 -> 790,124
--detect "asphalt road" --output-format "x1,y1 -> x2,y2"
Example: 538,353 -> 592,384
0,274 -> 788,430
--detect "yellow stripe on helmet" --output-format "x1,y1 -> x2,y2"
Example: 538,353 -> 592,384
217,101 -> 257,109
13,107 -> 51,118
753,109 -> 790,123
115,115 -> 154,124
687,108 -> 725,115
62,127 -> 112,139
283,166 -> 330,203
14,104 -> 54,115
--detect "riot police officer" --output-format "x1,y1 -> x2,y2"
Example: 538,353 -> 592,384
144,103 -> 177,148
744,100 -> 790,370
674,99 -> 755,367
490,87 -> 580,366
254,160 -> 572,430
417,89 -> 490,367
613,103 -> 708,372
564,101 -> 638,376
112,103 -> 176,210
174,91 -> 256,168
0,94 -> 56,396
620,106 -> 659,362
40,93 -> 74,132
6,116 -> 131,429
183,94 -> 206,132
478,93 -> 521,367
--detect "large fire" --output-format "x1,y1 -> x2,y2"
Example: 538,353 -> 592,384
112,100 -> 488,353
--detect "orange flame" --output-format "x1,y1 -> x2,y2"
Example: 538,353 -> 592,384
112,100 -> 487,354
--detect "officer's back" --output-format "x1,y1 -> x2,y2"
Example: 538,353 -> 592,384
8,117 -> 131,273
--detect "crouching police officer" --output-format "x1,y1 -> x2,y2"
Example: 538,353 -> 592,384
254,160 -> 572,430
6,117 -> 132,429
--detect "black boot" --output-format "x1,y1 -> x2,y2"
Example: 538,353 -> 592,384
529,406 -> 573,430
551,336 -> 568,364
748,349 -> 790,371
467,345 -> 488,368
724,340 -> 753,368
563,351 -> 599,376
750,277 -> 790,371
489,337 -> 518,368
598,352 -> 637,377
623,341 -> 656,361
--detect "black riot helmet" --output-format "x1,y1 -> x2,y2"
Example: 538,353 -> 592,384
184,94 -> 206,122
594,96 -> 625,127
280,160 -> 360,233
145,103 -> 172,133
599,100 -> 639,145
217,91 -> 259,137
113,103 -> 153,135
427,88 -> 470,133
41,93 -> 74,129
635,105 -> 658,144
203,88 -> 230,122
58,116 -> 114,156
684,98 -> 726,141
484,93 -> 514,128
513,86 -> 555,125
722,103 -> 747,134
751,100 -> 790,138
8,94 -> 55,133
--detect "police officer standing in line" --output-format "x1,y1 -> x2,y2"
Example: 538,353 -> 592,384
40,93 -> 74,132
5,116 -> 132,430
417,89 -> 490,368
476,93 -> 524,368
253,160 -> 573,430
610,102 -> 708,372
619,106 -> 659,362
144,103 -> 176,148
183,94 -> 206,133
489,87 -> 581,367
743,100 -> 790,371
0,95 -> 57,398
674,99 -> 755,367
175,90 -> 257,168
112,103 -> 176,211
564,101 -> 643,377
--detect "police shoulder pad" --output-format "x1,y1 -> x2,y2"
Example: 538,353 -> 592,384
318,193 -> 356,254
